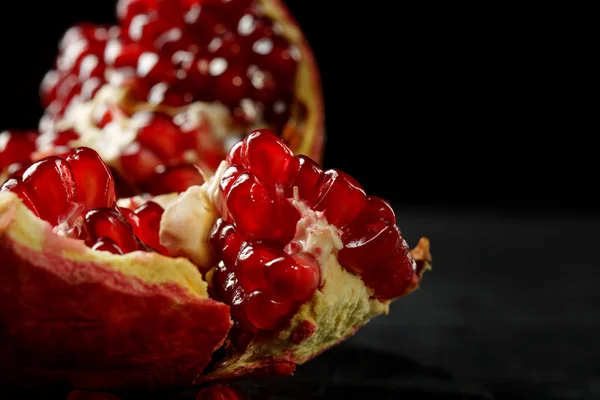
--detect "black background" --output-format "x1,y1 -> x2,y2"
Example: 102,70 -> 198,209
0,1 -> 593,214
0,3 -> 597,399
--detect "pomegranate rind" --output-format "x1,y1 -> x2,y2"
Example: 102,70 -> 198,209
0,192 -> 231,390
261,0 -> 325,163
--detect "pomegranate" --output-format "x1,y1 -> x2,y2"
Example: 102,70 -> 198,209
160,129 -> 432,381
0,148 -> 231,389
0,129 -> 431,390
26,0 -> 324,198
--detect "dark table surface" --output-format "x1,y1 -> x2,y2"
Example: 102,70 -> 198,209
18,207 -> 600,400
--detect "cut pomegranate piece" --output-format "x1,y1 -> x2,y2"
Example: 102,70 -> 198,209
0,187 -> 231,390
33,0 -> 324,197
159,129 -> 430,384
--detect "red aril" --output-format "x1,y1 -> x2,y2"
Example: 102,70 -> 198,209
91,236 -> 125,255
158,128 -> 426,367
122,200 -> 169,255
83,208 -> 142,254
66,147 -> 116,211
244,289 -> 294,331
32,0 -> 325,197
1,178 -> 39,216
143,163 -> 205,195
265,252 -> 320,302
21,157 -> 76,226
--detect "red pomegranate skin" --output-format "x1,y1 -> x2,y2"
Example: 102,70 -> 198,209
0,210 -> 231,390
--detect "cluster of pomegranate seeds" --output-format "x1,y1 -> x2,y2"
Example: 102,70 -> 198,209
40,24 -> 113,123
208,129 -> 415,345
40,0 -> 300,131
113,0 -> 299,126
0,147 -> 167,256
118,111 -> 208,195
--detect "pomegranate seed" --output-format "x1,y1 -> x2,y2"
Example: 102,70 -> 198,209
211,62 -> 249,105
55,75 -> 81,104
126,12 -> 168,47
80,77 -> 104,102
105,41 -> 146,68
219,224 -> 244,269
339,221 -> 402,276
218,164 -> 242,218
53,129 -> 79,146
265,252 -> 320,302
226,140 -> 245,165
66,147 -> 116,211
363,242 -> 415,300
359,196 -> 397,224
212,262 -> 238,303
91,237 -> 124,255
249,68 -> 279,103
237,13 -> 274,45
157,28 -> 199,55
144,163 -> 205,195
84,208 -> 140,254
119,142 -> 163,182
263,98 -> 292,132
147,82 -> 188,107
117,0 -> 152,26
225,171 -> 292,242
120,206 -> 138,226
314,170 -> 367,228
130,201 -> 168,255
208,32 -> 248,62
196,383 -> 247,400
173,53 -> 211,93
6,163 -> 31,178
184,6 -> 226,41
234,242 -> 274,292
21,157 -> 76,226
137,52 -> 176,83
1,178 -> 39,216
242,129 -> 294,186
282,155 -> 323,203
244,290 -> 294,331
79,54 -> 106,81
135,113 -> 185,160
40,70 -> 61,108
229,285 -> 247,323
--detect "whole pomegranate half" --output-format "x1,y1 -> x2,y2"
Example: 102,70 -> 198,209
27,0 -> 324,198
0,132 -> 431,390
161,129 -> 432,381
